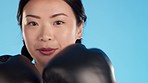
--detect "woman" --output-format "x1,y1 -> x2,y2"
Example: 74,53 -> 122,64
0,0 -> 116,82
17,0 -> 87,74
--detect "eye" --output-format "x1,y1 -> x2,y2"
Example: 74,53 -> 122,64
53,21 -> 65,25
27,21 -> 38,26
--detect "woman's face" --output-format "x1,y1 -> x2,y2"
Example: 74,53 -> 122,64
22,0 -> 83,66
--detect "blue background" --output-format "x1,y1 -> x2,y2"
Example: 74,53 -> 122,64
0,0 -> 148,83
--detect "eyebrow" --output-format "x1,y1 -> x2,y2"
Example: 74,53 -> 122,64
50,13 -> 68,18
26,13 -> 68,19
26,15 -> 41,19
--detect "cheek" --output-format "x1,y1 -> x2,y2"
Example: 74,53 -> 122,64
22,28 -> 37,49
54,25 -> 77,48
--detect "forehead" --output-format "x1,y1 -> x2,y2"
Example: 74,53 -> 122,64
23,0 -> 74,17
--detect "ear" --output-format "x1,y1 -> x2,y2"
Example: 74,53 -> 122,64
76,22 -> 84,40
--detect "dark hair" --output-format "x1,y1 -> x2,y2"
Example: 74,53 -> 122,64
17,0 -> 87,61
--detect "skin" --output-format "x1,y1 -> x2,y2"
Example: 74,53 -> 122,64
22,0 -> 84,74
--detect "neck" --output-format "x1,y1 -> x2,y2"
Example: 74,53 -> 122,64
35,61 -> 44,75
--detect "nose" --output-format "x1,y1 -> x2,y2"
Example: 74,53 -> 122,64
39,25 -> 53,42
40,35 -> 51,42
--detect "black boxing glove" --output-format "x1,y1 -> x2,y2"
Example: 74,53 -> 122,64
43,44 -> 116,83
0,55 -> 43,83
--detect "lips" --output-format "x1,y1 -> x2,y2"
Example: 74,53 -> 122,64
37,48 -> 57,55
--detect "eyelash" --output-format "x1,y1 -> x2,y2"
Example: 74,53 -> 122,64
53,20 -> 65,25
26,20 -> 65,26
27,21 -> 38,26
